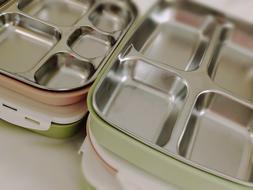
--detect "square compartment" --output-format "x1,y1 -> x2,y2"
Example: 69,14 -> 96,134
128,1 -> 214,71
68,26 -> 115,60
94,59 -> 187,145
141,24 -> 203,71
0,13 -> 60,73
18,0 -> 93,26
35,52 -> 95,90
179,92 -> 253,182
89,3 -> 132,34
208,28 -> 253,103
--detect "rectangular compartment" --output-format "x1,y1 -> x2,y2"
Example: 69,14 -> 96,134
179,92 -> 253,182
127,1 -> 215,71
67,27 -> 115,61
208,27 -> 253,103
35,52 -> 95,90
0,13 -> 60,73
18,0 -> 93,26
89,2 -> 132,34
93,58 -> 187,145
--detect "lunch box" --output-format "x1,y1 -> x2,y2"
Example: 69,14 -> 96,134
88,0 -> 253,189
0,0 -> 137,106
0,86 -> 86,138
0,0 -> 142,136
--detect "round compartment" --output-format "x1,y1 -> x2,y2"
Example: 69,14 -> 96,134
35,52 -> 95,90
89,3 -> 132,33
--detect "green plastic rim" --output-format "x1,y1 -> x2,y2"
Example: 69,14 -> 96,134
0,118 -> 83,139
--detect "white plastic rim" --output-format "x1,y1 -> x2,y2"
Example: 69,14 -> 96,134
80,115 -> 180,190
81,138 -> 123,190
0,86 -> 86,130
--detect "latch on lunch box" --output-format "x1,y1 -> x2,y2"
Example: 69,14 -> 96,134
0,99 -> 51,131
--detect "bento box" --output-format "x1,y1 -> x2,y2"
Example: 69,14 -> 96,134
88,0 -> 253,189
0,86 -> 86,138
80,115 -> 178,190
0,0 -> 137,106
0,0 -> 141,136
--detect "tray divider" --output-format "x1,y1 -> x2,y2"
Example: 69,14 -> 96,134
163,89 -> 198,154
199,18 -> 229,73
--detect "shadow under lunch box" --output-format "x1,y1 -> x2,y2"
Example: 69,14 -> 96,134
0,0 -> 137,106
0,86 -> 86,138
88,0 -> 253,189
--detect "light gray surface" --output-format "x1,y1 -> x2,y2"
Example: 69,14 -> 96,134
0,121 -> 86,190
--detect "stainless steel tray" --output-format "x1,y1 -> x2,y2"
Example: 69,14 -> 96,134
0,0 -> 136,91
93,0 -> 253,187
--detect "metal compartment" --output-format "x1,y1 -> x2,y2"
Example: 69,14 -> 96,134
179,92 -> 253,182
91,0 -> 253,187
0,0 -> 136,93
94,58 -> 187,144
126,1 -> 216,71
208,25 -> 253,103
89,2 -> 132,34
18,0 -> 93,26
0,13 -> 60,73
35,52 -> 95,90
67,26 -> 115,61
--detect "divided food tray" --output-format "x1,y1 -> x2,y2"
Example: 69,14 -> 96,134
0,0 -> 136,104
91,0 -> 253,187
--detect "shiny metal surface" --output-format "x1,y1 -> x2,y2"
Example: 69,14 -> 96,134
0,13 -> 60,73
209,26 -> 253,103
68,26 -> 115,62
35,52 -> 95,90
179,92 -> 253,182
18,0 -> 93,26
89,2 -> 132,33
0,0 -> 136,91
93,0 -> 253,187
95,57 -> 187,145
127,0 -> 216,71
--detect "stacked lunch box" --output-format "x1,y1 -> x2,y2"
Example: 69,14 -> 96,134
81,115 -> 179,190
0,0 -> 136,138
82,0 -> 253,189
